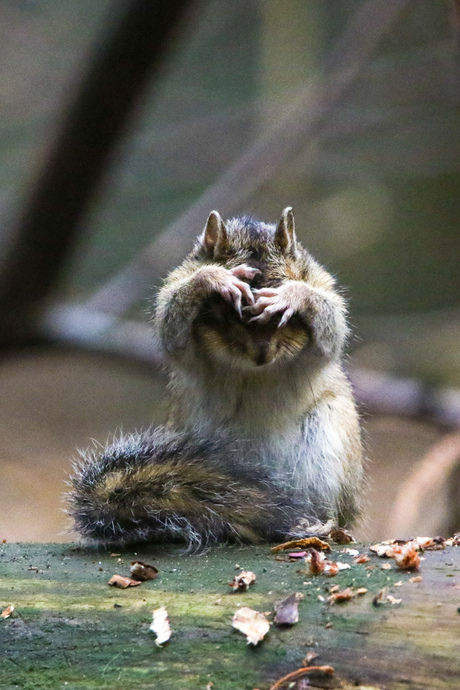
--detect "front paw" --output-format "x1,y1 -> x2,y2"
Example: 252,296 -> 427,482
245,282 -> 310,327
194,264 -> 258,317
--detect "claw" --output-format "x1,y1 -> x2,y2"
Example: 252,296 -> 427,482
233,279 -> 255,305
252,287 -> 279,298
278,307 -> 294,328
231,265 -> 261,281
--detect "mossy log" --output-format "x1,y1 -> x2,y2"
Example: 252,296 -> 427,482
1,542 -> 459,689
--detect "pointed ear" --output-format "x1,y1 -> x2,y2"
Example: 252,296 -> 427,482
274,207 -> 296,254
201,210 -> 228,258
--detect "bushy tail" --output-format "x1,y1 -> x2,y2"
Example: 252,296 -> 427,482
67,427 -> 297,550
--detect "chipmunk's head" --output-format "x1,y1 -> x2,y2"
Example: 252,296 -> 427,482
194,207 -> 300,276
192,208 -> 312,370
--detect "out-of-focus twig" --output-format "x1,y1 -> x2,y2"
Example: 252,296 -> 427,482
36,301 -> 460,428
39,303 -> 164,372
387,431 -> 460,535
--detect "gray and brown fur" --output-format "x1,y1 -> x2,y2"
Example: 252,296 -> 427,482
68,208 -> 363,548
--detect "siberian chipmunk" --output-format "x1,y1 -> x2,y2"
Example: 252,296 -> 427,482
69,208 -> 363,549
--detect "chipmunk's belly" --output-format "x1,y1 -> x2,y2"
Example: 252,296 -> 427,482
238,421 -> 345,506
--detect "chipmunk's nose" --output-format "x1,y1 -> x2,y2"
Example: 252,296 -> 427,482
250,337 -> 275,366
254,346 -> 268,366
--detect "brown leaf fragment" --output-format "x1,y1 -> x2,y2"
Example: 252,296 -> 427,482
356,587 -> 368,595
446,532 -> 460,546
372,587 -> 387,606
150,606 -> 171,646
228,570 -> 256,592
328,587 -> 354,604
269,664 -> 334,690
1,604 -> 14,619
130,560 -> 158,581
354,554 -> 370,564
381,562 -> 392,570
272,537 -> 330,553
232,606 -> 270,645
108,574 -> 142,588
274,592 -> 304,626
386,594 -> 402,605
289,518 -> 336,538
330,528 -> 355,544
393,543 -> 420,570
306,549 -> 341,577
302,651 -> 319,666
308,549 -> 326,575
409,575 -> 423,584
369,541 -> 397,558
415,536 -> 445,551
344,547 -> 360,556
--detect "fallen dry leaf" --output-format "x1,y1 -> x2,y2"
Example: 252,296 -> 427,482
328,587 -> 354,604
1,604 -> 14,619
274,592 -> 303,626
232,606 -> 270,645
306,550 -> 343,577
308,549 -> 326,574
369,541 -> 397,558
228,570 -> 256,592
356,587 -> 368,595
354,554 -> 370,564
272,537 -> 330,553
344,547 -> 360,556
445,532 -> 460,547
330,528 -> 355,544
370,539 -> 421,570
289,518 -> 336,538
386,594 -> 402,605
414,536 -> 445,551
372,587 -> 387,606
130,561 -> 158,581
381,563 -> 392,570
302,651 -> 319,665
108,574 -> 142,588
409,575 -> 423,584
393,543 -> 420,570
150,606 -> 171,646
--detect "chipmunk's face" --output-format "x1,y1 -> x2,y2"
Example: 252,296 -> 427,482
193,295 -> 310,369
191,208 -> 313,369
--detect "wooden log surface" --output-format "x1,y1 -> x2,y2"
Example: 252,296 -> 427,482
0,542 -> 459,689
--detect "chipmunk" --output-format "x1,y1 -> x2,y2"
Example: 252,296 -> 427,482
68,208 -> 363,549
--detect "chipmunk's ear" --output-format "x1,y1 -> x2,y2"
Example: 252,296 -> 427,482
274,207 -> 296,254
201,210 -> 228,258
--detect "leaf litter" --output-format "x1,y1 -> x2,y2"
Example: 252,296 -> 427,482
232,606 -> 270,645
150,606 -> 171,647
